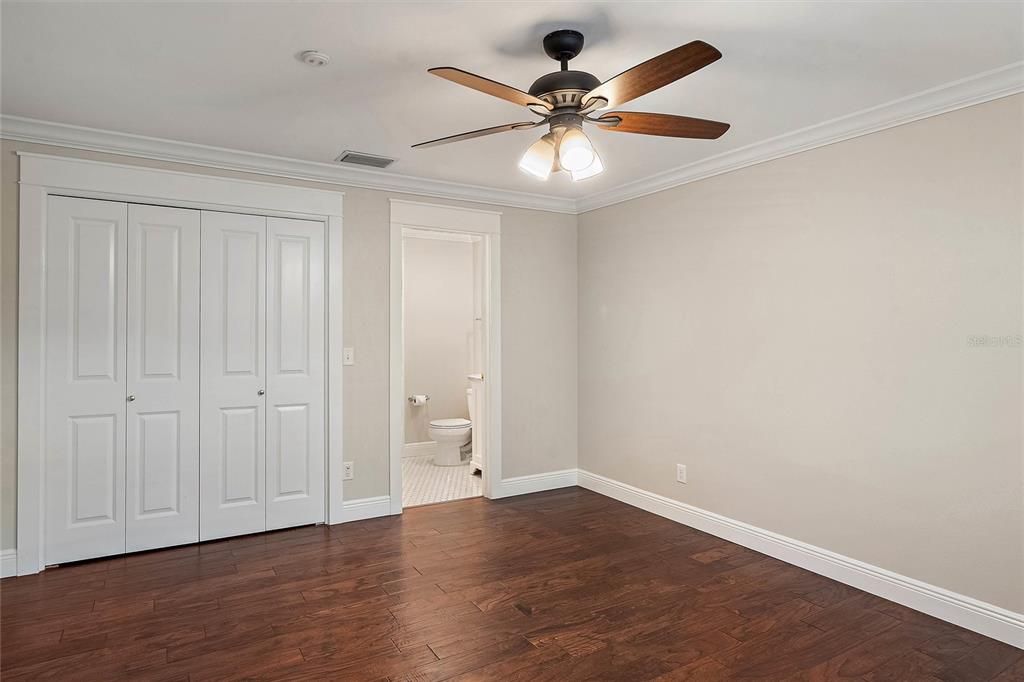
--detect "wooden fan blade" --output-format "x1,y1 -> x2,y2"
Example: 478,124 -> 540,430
412,121 -> 541,149
596,112 -> 730,139
428,67 -> 553,111
582,41 -> 722,109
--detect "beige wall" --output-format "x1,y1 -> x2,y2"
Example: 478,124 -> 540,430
0,139 -> 579,549
403,236 -> 475,444
578,95 -> 1024,612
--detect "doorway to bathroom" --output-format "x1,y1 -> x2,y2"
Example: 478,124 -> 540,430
389,200 -> 502,512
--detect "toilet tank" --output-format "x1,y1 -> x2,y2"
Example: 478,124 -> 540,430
466,387 -> 474,424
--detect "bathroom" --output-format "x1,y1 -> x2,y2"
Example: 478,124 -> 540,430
402,228 -> 484,507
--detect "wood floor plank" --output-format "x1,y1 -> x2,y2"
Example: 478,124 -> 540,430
274,643 -> 438,681
445,640 -> 570,681
653,655 -> 733,680
393,635 -> 537,682
934,639 -> 1024,682
864,649 -> 947,681
713,609 -> 902,678
1,488 -> 1016,680
991,654 -> 1024,681
790,618 -> 959,680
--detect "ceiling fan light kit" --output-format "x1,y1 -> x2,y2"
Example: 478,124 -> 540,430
414,29 -> 731,182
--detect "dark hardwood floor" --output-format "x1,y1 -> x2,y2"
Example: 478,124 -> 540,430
1,488 -> 1021,680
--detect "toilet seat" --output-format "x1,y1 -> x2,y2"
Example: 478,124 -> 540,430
429,418 -> 471,429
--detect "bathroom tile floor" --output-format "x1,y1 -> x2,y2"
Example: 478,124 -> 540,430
402,453 -> 482,507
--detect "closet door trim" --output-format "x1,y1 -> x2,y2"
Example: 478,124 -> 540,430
17,153 -> 344,576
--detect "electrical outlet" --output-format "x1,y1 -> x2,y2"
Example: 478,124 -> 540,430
676,464 -> 687,484
343,347 -> 355,366
343,461 -> 354,480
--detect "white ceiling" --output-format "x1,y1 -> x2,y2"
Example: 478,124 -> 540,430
2,1 -> 1022,201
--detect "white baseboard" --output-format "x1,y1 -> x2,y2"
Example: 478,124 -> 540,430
495,469 -> 579,499
334,496 -> 392,524
403,441 -> 437,458
576,469 -> 1024,649
1,549 -> 17,578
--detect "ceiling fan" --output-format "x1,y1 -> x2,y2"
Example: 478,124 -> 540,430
412,29 -> 730,182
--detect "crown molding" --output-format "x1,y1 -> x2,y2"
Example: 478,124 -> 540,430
575,61 -> 1024,213
0,115 -> 578,214
3,61 -> 1021,216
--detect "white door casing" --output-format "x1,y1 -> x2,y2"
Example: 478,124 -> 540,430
199,210 -> 268,541
389,200 -> 502,511
125,204 -> 201,552
44,196 -> 128,564
266,217 -> 326,530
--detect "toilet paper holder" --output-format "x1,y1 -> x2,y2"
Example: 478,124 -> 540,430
408,394 -> 430,404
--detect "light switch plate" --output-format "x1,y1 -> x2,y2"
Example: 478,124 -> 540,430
343,462 -> 354,480
343,347 -> 355,366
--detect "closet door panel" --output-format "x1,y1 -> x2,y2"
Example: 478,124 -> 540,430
200,211 -> 267,541
126,204 -> 201,552
45,196 -> 128,564
266,217 -> 325,530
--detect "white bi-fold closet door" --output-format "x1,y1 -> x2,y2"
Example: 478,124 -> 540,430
199,211 -> 325,541
44,197 -> 201,562
43,197 -> 325,564
126,204 -> 202,552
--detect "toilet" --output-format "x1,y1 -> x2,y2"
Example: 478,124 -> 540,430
428,388 -> 472,466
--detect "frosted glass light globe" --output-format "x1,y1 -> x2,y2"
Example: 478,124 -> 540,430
518,134 -> 556,180
557,127 -> 595,172
570,149 -> 604,181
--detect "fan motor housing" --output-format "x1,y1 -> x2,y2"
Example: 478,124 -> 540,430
528,70 -> 601,108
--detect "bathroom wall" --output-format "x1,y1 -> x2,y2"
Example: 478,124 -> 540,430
577,94 -> 1023,612
403,235 -> 475,445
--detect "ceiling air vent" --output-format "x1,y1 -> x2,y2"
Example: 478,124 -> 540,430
335,151 -> 395,169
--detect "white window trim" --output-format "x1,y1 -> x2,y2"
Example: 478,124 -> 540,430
16,152 -> 345,575
389,199 -> 502,513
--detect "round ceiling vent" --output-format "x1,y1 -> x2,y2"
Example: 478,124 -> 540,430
299,50 -> 330,67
